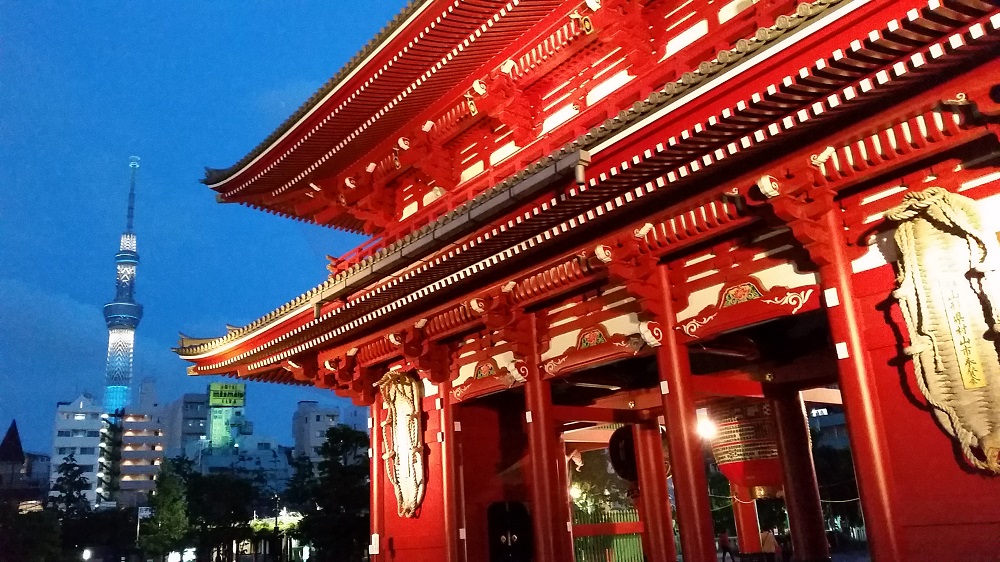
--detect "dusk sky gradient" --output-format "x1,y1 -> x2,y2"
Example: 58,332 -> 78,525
1,0 -> 409,453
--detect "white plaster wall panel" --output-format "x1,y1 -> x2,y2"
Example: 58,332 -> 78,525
718,0 -> 760,24
541,311 -> 642,360
455,360 -> 477,386
753,261 -> 819,292
677,282 -> 725,321
453,350 -> 517,386
602,311 -> 642,336
490,141 -> 518,165
663,19 -> 708,58
543,330 -> 581,361
550,314 -> 581,329
542,104 -> 580,134
401,201 -> 419,220
422,378 -> 439,397
460,160 -> 485,182
585,70 -> 635,106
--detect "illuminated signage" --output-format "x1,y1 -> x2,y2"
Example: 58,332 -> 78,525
208,383 -> 246,407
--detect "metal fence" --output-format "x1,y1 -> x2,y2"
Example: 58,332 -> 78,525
572,508 -> 644,562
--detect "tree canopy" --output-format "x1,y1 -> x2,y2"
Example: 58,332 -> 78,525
48,453 -> 91,518
294,425 -> 370,562
139,460 -> 189,557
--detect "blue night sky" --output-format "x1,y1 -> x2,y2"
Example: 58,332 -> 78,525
0,1 -> 408,453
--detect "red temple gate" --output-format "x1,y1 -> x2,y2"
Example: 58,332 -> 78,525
178,1 -> 1000,561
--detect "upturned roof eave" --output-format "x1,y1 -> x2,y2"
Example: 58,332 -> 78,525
201,0 -> 433,189
178,0 -> 900,366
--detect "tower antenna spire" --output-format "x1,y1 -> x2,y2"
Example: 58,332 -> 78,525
103,157 -> 144,415
126,156 -> 140,232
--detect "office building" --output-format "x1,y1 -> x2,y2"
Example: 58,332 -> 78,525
50,394 -> 103,505
292,401 -> 367,464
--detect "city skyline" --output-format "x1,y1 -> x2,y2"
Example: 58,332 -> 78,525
0,1 -> 407,453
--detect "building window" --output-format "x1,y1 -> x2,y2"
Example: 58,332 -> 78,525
326,414 -> 338,422
57,447 -> 76,456
86,431 -> 100,438
74,414 -> 87,421
810,408 -> 829,417
313,447 -> 322,455
57,430 -> 71,437
257,443 -> 271,451
315,430 -> 325,438
315,415 -> 322,422
79,465 -> 94,473
79,447 -> 96,455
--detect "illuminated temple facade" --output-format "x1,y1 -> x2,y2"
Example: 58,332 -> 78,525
177,1 -> 1000,561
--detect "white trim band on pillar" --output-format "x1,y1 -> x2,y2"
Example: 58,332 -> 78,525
824,287 -> 841,308
660,380 -> 670,395
835,342 -> 849,359
454,421 -> 462,432
459,528 -> 467,540
525,411 -> 533,423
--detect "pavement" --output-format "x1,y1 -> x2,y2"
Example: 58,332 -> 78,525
712,553 -> 871,562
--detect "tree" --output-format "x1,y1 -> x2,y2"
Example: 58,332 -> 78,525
295,425 -> 370,561
48,453 -> 91,518
707,468 -> 736,534
139,460 -> 189,559
62,508 -> 136,561
283,454 -> 317,512
812,445 -> 863,529
186,471 -> 260,561
0,505 -> 62,562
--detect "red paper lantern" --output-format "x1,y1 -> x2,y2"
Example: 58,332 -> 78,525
708,398 -> 783,497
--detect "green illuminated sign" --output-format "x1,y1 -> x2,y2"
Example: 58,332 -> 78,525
209,383 -> 246,407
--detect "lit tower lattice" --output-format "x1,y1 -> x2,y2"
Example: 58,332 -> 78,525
103,156 -> 144,413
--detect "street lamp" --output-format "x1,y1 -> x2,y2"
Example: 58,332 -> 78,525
274,494 -> 282,562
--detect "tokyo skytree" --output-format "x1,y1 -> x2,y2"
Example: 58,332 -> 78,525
103,157 -> 144,413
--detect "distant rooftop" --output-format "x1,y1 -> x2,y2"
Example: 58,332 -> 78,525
0,421 -> 25,464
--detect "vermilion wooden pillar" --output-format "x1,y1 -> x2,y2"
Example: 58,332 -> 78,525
655,263 -> 717,562
771,388 -> 830,562
634,421 -> 678,562
817,209 -> 902,562
370,399 -> 384,561
439,379 -> 461,562
525,314 -> 573,562
730,484 -> 762,554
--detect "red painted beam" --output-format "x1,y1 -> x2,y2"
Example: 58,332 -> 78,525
635,422 -> 678,562
525,315 -> 574,562
572,521 -> 645,538
691,373 -> 764,399
655,263 -> 717,562
770,387 -> 830,562
551,405 -> 648,424
815,210 -> 903,562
